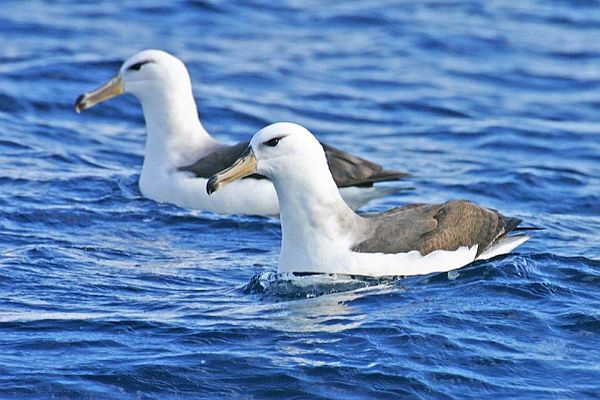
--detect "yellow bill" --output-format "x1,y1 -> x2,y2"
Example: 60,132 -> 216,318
206,147 -> 257,195
75,75 -> 124,113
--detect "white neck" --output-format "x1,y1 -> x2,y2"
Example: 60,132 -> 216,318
272,156 -> 362,273
138,86 -> 218,171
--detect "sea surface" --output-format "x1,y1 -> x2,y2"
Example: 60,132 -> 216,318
1,1 -> 599,399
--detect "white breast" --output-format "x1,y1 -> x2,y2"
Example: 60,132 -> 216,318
139,169 -> 280,215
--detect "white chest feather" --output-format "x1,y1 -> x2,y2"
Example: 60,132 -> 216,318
139,168 -> 280,215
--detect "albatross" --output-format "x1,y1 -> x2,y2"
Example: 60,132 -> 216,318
74,49 -> 408,216
207,122 -> 532,277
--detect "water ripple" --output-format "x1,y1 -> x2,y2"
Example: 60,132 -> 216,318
1,0 -> 599,398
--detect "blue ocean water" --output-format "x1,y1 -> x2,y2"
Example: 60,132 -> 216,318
1,0 -> 599,398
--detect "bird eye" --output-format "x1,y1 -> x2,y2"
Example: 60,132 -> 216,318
128,61 -> 150,71
264,137 -> 281,147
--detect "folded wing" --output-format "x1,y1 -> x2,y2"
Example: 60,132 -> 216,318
353,200 -> 523,257
180,141 -> 409,188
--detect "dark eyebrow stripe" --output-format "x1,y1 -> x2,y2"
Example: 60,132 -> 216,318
127,60 -> 153,71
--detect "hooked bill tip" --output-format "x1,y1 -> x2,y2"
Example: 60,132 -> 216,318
206,176 -> 218,195
74,94 -> 86,113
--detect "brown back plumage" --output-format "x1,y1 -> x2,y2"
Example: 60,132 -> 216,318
353,200 -> 522,257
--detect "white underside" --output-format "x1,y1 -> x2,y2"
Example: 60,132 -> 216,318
278,235 -> 530,278
138,169 -> 396,216
140,169 -> 279,215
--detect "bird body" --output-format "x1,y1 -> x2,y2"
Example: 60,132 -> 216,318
75,50 -> 407,216
207,123 -> 531,277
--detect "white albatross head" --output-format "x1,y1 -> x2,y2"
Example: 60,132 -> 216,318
75,49 -> 192,113
207,122 -> 360,275
206,122 -> 329,194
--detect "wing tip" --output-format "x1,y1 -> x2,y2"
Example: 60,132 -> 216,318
366,169 -> 411,184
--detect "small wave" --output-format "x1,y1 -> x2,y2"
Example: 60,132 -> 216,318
242,271 -> 402,299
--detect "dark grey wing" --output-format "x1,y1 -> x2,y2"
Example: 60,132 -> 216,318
179,141 -> 409,186
178,141 -> 267,180
321,143 -> 409,188
353,200 -> 522,257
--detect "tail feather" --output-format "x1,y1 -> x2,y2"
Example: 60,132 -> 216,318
477,235 -> 530,260
503,217 -> 523,235
478,216 -> 534,260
